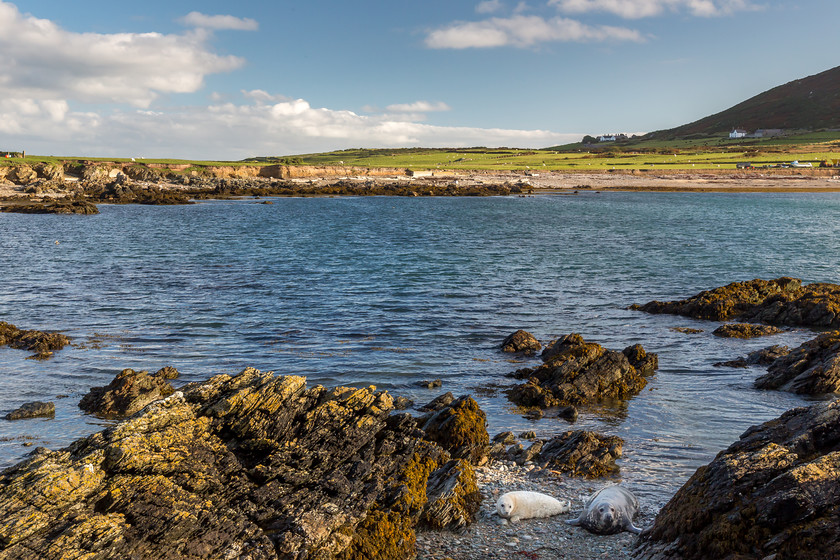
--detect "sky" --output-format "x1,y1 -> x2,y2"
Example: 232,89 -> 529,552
0,1 -> 837,160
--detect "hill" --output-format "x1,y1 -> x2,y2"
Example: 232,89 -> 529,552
646,65 -> 840,140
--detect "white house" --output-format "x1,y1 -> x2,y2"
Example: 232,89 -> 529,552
729,129 -> 748,139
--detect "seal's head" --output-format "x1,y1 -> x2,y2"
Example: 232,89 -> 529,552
496,494 -> 515,518
586,502 -> 621,534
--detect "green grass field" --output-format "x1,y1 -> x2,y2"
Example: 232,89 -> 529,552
3,130 -> 840,172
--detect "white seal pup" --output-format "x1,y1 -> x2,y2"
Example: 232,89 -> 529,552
496,491 -> 571,523
566,485 -> 643,535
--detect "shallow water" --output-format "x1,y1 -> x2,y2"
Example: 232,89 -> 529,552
1,192 -> 838,508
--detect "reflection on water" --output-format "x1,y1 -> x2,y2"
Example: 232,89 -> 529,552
2,192 -> 839,506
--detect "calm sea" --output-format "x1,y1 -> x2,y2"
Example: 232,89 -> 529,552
2,192 -> 839,507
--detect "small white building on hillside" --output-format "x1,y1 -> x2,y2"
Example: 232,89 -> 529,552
729,129 -> 748,139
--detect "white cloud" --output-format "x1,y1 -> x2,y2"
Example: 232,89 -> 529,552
477,0 -> 505,13
386,101 -> 452,112
181,11 -> 259,31
0,93 -> 575,159
425,15 -> 644,48
549,0 -> 761,18
0,2 -> 244,107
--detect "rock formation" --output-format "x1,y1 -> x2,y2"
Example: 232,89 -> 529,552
712,323 -> 783,338
633,399 -> 840,560
0,368 -> 482,560
501,330 -> 541,355
0,321 -> 70,359
4,401 -> 55,421
537,431 -> 624,478
420,395 -> 489,465
79,366 -> 180,418
633,277 -> 840,329
755,330 -> 840,394
507,334 -> 657,408
714,344 -> 790,368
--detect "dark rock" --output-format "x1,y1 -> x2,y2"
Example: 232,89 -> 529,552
670,327 -> 704,334
755,331 -> 840,394
506,367 -> 535,380
508,440 -> 543,465
79,366 -> 180,418
0,369 -> 482,560
712,323 -> 783,338
633,277 -> 840,329
558,405 -> 579,422
633,399 -> 840,560
0,321 -> 70,358
537,430 -> 623,478
1,198 -> 99,215
714,345 -> 791,369
508,334 -> 656,409
713,357 -> 748,368
623,343 -> 659,376
523,408 -> 544,420
631,277 -> 802,321
5,401 -> 55,421
487,442 -> 508,460
501,330 -> 542,355
493,431 -> 516,445
420,459 -> 481,531
417,379 -> 442,389
421,395 -> 489,465
393,396 -> 414,410
519,431 -> 537,440
417,392 -> 455,412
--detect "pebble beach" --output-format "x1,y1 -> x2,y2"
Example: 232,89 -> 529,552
416,460 -> 656,560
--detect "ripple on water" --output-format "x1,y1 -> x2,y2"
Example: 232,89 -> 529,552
2,193 -> 839,505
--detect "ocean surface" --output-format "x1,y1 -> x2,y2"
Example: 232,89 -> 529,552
2,192 -> 839,509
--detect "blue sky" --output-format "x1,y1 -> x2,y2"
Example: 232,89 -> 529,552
1,1 -> 837,159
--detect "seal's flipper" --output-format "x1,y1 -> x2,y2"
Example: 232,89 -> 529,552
566,518 -> 581,526
627,523 -> 643,535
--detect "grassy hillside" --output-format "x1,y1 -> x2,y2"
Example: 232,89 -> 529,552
646,65 -> 840,139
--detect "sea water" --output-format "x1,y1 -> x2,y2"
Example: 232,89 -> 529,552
1,192 -> 839,508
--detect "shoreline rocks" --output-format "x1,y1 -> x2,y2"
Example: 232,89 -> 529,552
0,368 -> 484,560
507,333 -> 658,409
78,366 -> 180,418
712,323 -> 783,338
0,321 -> 70,359
755,330 -> 840,394
4,401 -> 55,421
633,277 -> 840,329
501,330 -> 541,355
633,399 -> 840,560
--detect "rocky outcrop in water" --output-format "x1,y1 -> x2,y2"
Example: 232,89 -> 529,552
712,323 -> 783,338
1,198 -> 99,215
0,368 -> 482,560
501,330 -> 541,355
633,399 -> 840,560
0,321 -> 70,359
755,330 -> 840,394
507,334 -> 657,408
4,401 -> 55,421
633,277 -> 840,329
714,344 -> 791,368
79,366 -> 180,418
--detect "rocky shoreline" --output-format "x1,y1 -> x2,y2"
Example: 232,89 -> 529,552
1,278 -> 839,559
2,162 -> 840,214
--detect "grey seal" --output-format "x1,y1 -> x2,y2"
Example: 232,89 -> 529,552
566,485 -> 642,535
